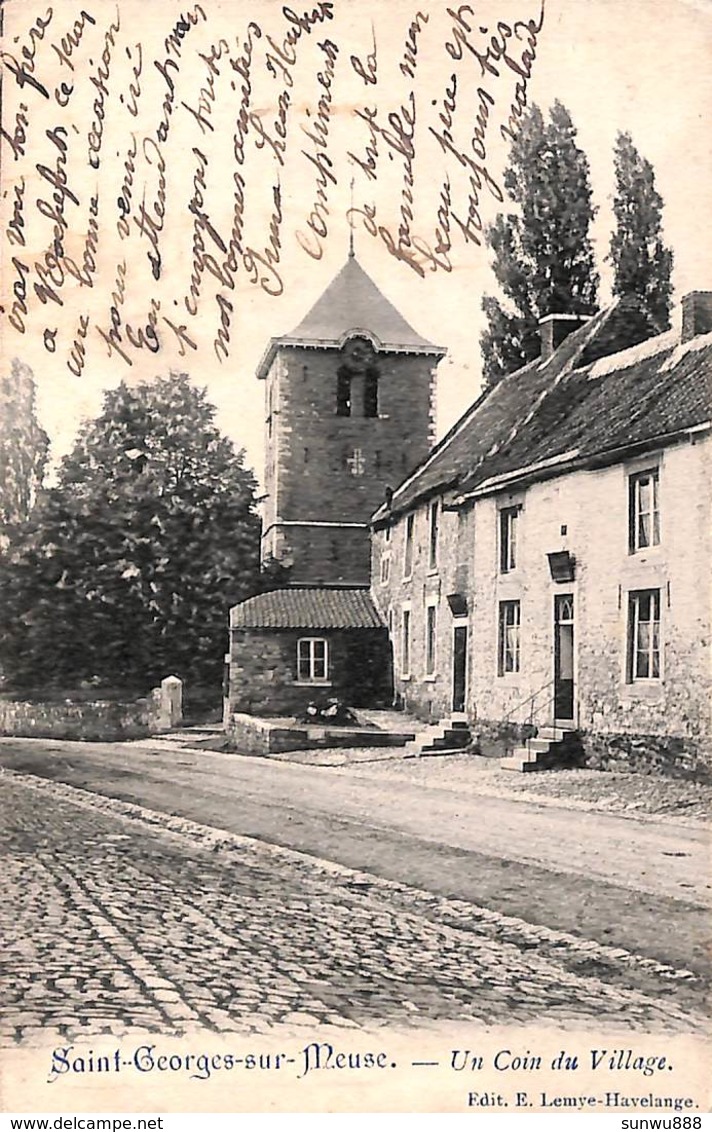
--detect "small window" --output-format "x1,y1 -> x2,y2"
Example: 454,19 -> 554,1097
500,506 -> 519,573
385,523 -> 392,543
498,600 -> 521,675
425,603 -> 437,675
379,553 -> 391,584
297,637 -> 329,682
627,589 -> 661,681
629,469 -> 660,552
428,500 -> 439,570
336,368 -> 351,416
403,513 -> 415,577
401,609 -> 411,676
364,368 -> 379,417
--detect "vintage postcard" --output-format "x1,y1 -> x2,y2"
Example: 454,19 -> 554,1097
0,0 -> 710,1117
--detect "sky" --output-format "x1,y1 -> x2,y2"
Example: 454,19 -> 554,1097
2,0 -> 711,486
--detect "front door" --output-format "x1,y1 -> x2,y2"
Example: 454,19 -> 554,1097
554,594 -> 575,721
452,624 -> 468,712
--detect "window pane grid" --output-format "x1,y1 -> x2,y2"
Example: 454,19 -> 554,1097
402,610 -> 411,675
426,604 -> 437,674
404,515 -> 414,577
498,601 -> 521,675
429,502 -> 439,569
629,589 -> 660,681
500,507 -> 518,573
297,638 -> 329,682
630,470 -> 660,552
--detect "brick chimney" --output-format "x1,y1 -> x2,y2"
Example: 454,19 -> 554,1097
681,291 -> 712,342
539,313 -> 590,360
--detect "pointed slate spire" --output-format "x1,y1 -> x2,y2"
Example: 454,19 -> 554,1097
257,257 -> 445,376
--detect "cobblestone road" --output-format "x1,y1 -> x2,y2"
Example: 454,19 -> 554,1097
1,772 -> 705,1047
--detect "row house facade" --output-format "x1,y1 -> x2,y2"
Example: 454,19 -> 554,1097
372,294 -> 712,771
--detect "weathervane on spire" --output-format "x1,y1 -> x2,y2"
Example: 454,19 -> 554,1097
348,175 -> 355,258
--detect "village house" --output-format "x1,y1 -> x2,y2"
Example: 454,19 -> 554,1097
226,252 -> 711,774
371,292 -> 712,773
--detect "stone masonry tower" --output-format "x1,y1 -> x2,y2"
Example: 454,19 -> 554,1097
257,255 -> 445,586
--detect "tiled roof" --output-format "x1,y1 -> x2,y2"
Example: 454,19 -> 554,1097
257,256 -> 444,376
230,587 -> 385,630
377,301 -> 712,518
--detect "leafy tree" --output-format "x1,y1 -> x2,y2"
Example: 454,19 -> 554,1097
0,374 -> 265,690
481,101 -> 599,385
0,359 -> 49,542
609,131 -> 673,331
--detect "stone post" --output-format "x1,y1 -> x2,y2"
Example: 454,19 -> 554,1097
222,652 -> 231,726
160,675 -> 183,729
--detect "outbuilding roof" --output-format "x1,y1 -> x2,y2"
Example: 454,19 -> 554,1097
375,299 -> 712,520
230,587 -> 385,630
257,256 -> 445,377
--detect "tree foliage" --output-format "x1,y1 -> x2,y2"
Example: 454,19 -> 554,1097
0,360 -> 49,541
609,131 -> 673,331
0,374 -> 266,690
481,102 -> 600,385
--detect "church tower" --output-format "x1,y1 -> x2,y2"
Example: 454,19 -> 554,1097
257,255 -> 445,585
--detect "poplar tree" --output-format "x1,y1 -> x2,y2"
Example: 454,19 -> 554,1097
481,101 -> 599,385
609,131 -> 673,331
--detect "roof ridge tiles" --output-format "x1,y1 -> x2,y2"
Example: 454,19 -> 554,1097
378,298 -> 711,516
230,586 -> 385,630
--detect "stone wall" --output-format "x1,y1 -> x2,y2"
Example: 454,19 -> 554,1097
227,712 -> 310,755
472,718 -> 709,780
0,697 -> 153,741
0,676 -> 184,741
261,344 -> 437,584
263,523 -> 372,588
228,626 -> 392,716
579,731 -> 710,781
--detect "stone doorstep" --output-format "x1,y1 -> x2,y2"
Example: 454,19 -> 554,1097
499,756 -> 543,772
536,726 -> 567,741
402,717 -> 474,758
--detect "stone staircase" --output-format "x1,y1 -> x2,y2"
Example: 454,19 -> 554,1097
499,726 -> 578,772
403,714 -> 472,758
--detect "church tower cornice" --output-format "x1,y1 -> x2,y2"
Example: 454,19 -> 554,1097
256,256 -> 446,379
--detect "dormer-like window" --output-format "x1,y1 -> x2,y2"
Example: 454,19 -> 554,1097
337,338 -> 380,419
364,368 -> 379,417
336,368 -> 351,416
